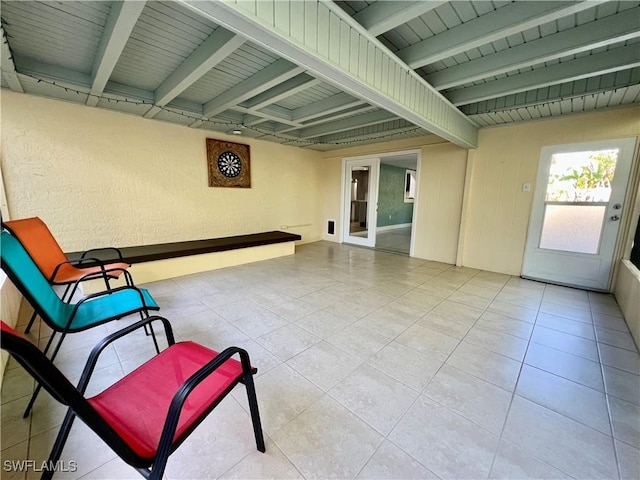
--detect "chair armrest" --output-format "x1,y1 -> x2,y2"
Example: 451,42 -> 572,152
68,267 -> 135,289
50,257 -> 108,283
155,346 -> 254,467
76,316 -> 175,394
80,247 -> 125,261
67,284 -> 151,327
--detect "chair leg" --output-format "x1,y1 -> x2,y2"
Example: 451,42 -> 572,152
59,284 -> 73,302
23,310 -> 38,334
140,311 -> 160,354
23,331 -> 66,418
243,369 -> 266,453
41,408 -> 77,480
103,275 -> 112,292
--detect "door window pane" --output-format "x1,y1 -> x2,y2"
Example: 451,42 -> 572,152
539,148 -> 619,254
350,167 -> 369,237
546,149 -> 618,202
539,204 -> 606,254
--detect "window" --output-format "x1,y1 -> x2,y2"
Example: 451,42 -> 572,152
404,169 -> 416,203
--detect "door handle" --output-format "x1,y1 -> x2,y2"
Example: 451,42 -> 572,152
611,215 -> 620,221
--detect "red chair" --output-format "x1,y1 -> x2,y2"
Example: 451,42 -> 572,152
3,217 -> 131,333
1,317 -> 265,480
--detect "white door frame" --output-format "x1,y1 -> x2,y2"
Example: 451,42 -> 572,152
341,156 -> 380,247
522,137 -> 637,291
340,149 -> 421,255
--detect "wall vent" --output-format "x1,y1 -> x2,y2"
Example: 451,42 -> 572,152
327,219 -> 336,236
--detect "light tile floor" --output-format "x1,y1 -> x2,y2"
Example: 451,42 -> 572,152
2,241 -> 639,479
374,227 -> 411,255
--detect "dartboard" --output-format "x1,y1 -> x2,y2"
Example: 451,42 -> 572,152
217,151 -> 242,178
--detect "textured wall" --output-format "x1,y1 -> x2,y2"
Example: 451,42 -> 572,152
412,143 -> 468,263
320,139 -> 467,264
1,91 -> 324,251
376,163 -> 414,228
460,107 -> 640,275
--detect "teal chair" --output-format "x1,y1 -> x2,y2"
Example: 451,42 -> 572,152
0,231 -> 160,416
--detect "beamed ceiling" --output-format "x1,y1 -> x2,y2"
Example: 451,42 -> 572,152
1,0 -> 639,151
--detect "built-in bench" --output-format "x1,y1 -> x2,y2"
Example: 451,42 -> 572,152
68,231 -> 301,290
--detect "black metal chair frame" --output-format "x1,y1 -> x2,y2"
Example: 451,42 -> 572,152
1,252 -> 160,417
3,221 -> 131,334
1,316 -> 265,480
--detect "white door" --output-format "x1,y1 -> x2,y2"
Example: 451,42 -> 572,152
343,157 -> 380,247
522,137 -> 637,291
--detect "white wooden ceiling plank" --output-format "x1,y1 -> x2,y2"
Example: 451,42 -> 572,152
150,1 -> 219,34
397,1 -> 606,69
426,7 -> 640,90
1,27 -> 24,93
116,40 -> 185,66
353,1 -> 446,37
150,29 -> 244,111
181,0 -> 477,146
450,1 -> 480,23
1,7 -> 106,41
6,33 -> 98,66
575,6 -> 598,26
436,2 -> 463,29
597,90 -> 613,108
230,105 -> 300,127
321,124 -> 418,144
38,1 -> 111,23
625,84 -> 640,103
448,44 -> 640,106
129,21 -> 201,57
202,58 -> 304,117
418,9 -> 447,36
290,91 -> 364,121
87,1 -> 146,106
460,67 -> 640,115
16,1 -> 109,28
243,74 -> 321,110
469,114 -> 490,127
503,31 -> 524,49
138,7 -> 212,46
402,17 -> 432,43
295,109 -> 397,139
606,87 -> 628,107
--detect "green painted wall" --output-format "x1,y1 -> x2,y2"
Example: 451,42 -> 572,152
377,163 -> 414,228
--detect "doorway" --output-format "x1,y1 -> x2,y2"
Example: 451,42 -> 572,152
343,157 -> 380,248
522,137 -> 637,291
342,150 -> 420,255
375,154 -> 418,255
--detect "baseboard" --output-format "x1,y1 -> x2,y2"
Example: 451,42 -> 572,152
376,223 -> 412,233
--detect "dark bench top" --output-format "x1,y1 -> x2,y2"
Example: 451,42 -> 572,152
67,231 -> 301,265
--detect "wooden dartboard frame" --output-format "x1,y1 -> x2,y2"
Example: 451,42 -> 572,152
206,138 -> 251,188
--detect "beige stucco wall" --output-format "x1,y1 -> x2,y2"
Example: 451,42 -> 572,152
1,91 -> 324,252
460,107 -> 640,276
320,136 -> 467,264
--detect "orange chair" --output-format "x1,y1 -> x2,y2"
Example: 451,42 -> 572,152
3,217 -> 131,332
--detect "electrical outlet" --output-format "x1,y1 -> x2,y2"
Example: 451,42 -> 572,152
522,183 -> 531,192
